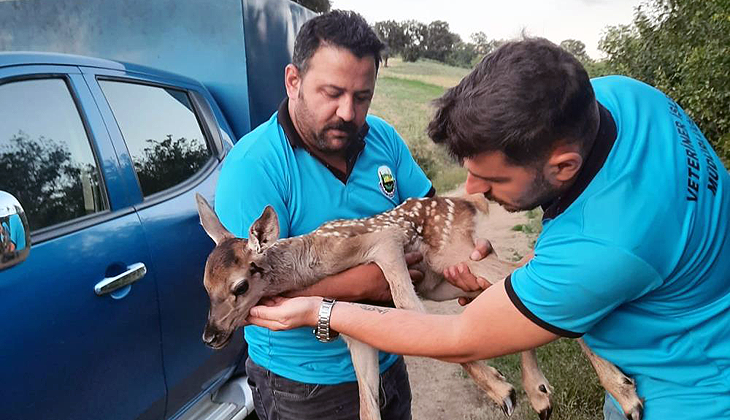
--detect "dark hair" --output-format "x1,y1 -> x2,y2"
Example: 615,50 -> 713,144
292,10 -> 384,74
428,38 -> 598,166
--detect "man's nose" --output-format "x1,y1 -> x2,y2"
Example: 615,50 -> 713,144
336,96 -> 355,122
465,173 -> 489,195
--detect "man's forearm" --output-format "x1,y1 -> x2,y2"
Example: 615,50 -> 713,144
293,263 -> 391,302
248,281 -> 558,362
327,281 -> 558,363
331,302 -> 471,362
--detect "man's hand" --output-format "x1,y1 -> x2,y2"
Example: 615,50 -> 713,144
443,238 -> 494,305
248,296 -> 321,330
405,251 -> 425,283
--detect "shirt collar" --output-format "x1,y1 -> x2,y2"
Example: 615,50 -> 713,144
277,98 -> 368,183
542,102 -> 618,220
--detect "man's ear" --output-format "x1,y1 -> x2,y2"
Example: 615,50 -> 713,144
284,64 -> 301,100
248,206 -> 280,253
544,146 -> 584,185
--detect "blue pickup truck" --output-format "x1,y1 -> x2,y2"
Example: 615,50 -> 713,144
0,1 -> 313,419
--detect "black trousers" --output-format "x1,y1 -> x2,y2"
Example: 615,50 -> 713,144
245,356 -> 412,420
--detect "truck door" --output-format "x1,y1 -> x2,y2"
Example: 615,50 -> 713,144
83,67 -> 244,417
0,65 -> 166,420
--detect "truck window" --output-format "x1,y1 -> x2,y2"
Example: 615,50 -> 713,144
0,78 -> 107,231
99,80 -> 213,197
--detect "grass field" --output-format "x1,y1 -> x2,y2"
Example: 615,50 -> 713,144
372,58 -> 606,419
370,58 -> 470,193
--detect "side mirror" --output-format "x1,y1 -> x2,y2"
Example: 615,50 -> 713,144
0,191 -> 31,271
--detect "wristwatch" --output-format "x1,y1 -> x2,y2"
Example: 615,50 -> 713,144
313,298 -> 339,342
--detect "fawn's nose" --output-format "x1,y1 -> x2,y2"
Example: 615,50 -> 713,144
202,323 -> 222,346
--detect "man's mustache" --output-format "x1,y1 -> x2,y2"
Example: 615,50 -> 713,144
324,120 -> 358,136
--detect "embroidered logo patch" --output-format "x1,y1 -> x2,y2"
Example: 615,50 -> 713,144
377,165 -> 396,198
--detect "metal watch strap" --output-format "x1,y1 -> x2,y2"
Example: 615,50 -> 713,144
313,297 -> 339,342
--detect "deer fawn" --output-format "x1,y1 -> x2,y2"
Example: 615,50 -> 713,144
195,193 -> 643,420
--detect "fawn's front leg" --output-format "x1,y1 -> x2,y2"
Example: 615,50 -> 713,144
344,336 -> 382,420
460,361 -> 518,416
578,339 -> 643,420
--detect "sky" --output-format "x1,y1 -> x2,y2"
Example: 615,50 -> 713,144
331,0 -> 643,59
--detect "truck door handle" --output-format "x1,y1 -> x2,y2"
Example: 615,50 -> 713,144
95,263 -> 147,296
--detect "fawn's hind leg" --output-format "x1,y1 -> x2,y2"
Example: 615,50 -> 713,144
345,336 -> 382,420
460,247 -> 554,418
521,349 -> 553,420
578,339 -> 643,420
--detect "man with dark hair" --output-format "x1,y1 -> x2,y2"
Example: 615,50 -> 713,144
247,38 -> 730,420
215,9 -> 436,420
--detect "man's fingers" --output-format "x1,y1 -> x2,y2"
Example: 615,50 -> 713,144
470,238 -> 494,261
405,251 -> 423,266
476,276 -> 491,290
443,262 -> 492,293
409,268 -> 424,283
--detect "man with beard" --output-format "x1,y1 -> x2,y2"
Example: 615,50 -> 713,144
247,38 -> 730,420
214,10 -> 452,420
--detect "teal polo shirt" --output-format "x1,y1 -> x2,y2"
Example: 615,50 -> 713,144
1,213 -> 25,251
508,76 -> 730,418
215,100 -> 433,384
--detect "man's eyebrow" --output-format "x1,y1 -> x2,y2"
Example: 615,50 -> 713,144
468,170 -> 510,182
322,84 -> 373,95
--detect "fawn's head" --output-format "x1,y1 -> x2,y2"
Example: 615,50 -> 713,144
195,194 -> 280,349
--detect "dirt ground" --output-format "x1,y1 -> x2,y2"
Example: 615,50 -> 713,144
407,196 -> 536,420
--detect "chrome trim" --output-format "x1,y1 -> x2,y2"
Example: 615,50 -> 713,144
94,262 -> 147,296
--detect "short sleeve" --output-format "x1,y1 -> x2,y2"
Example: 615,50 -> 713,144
214,153 -> 290,240
390,127 -> 433,199
507,235 -> 662,337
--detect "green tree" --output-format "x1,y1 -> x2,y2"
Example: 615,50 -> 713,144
374,20 -> 409,55
401,20 -> 427,62
559,39 -> 590,62
423,20 -> 460,62
469,31 -> 495,55
446,41 -> 478,68
0,132 -> 101,230
291,0 -> 330,13
599,0 -> 730,164
133,135 -> 210,196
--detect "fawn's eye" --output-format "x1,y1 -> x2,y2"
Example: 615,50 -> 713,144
249,262 -> 264,276
232,279 -> 249,296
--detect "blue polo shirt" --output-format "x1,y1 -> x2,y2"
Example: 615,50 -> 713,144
1,213 -> 25,251
215,100 -> 432,384
507,76 -> 730,418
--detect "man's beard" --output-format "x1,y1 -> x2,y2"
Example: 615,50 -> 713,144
489,170 -> 560,213
295,94 -> 359,155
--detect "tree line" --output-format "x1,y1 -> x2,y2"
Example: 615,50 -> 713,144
372,0 -> 728,165
291,0 -> 728,165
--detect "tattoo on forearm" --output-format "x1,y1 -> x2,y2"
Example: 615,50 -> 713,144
353,303 -> 392,314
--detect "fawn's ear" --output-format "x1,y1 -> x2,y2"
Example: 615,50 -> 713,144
248,206 -> 280,253
196,193 -> 233,245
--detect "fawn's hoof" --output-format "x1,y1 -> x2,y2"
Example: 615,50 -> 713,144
623,401 -> 643,420
499,388 -> 517,417
615,375 -> 643,420
524,381 -> 552,420
538,405 -> 553,420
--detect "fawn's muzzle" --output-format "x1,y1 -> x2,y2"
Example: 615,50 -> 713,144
202,322 -> 233,349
